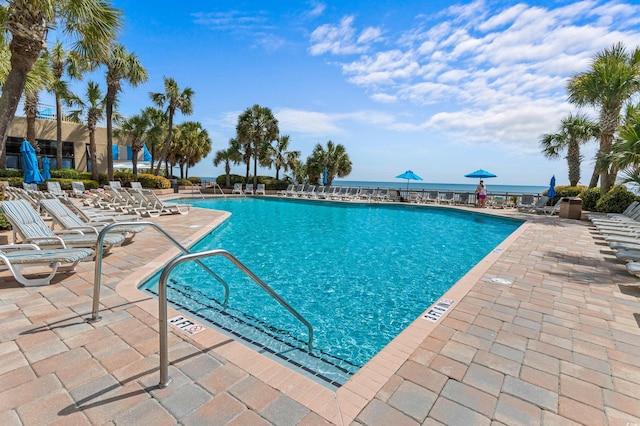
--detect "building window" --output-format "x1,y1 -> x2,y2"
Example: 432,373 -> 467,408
6,137 -> 74,170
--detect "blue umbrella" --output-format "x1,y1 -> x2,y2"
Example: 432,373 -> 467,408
42,157 -> 51,180
464,169 -> 497,180
396,170 -> 423,191
21,140 -> 44,184
547,175 -> 556,198
322,167 -> 328,185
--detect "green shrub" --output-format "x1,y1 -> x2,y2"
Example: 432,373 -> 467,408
138,173 -> 171,189
0,212 -> 10,230
78,172 -> 92,180
51,168 -> 79,179
579,187 -> 601,212
178,178 -> 192,186
595,185 -> 638,213
544,185 -> 586,206
4,177 -> 24,187
216,174 -> 245,188
0,169 -> 23,178
188,176 -> 202,184
258,176 -> 290,190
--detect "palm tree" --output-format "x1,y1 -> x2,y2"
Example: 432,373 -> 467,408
611,103 -> 640,187
213,142 -> 242,188
22,54 -> 53,153
103,43 -> 148,180
150,77 -> 194,176
272,135 -> 300,180
567,42 -> 640,192
0,0 -> 121,168
236,104 -> 279,186
172,121 -> 211,179
46,41 -> 85,169
113,113 -> 150,175
67,81 -> 106,181
540,113 -> 599,186
141,107 -> 168,173
307,140 -> 352,186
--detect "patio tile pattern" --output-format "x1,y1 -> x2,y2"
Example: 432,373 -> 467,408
1,195 -> 639,425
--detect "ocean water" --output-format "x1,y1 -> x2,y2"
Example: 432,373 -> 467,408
334,180 -> 547,194
200,177 -> 547,195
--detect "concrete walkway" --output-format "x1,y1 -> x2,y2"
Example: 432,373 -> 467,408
1,198 -> 639,425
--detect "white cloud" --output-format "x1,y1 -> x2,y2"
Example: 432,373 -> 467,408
306,1 -> 326,18
275,108 -> 344,136
370,93 -> 397,103
425,99 -> 575,154
307,0 -> 640,152
309,16 -> 382,55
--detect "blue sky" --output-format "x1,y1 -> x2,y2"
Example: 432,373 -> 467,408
56,0 -> 640,185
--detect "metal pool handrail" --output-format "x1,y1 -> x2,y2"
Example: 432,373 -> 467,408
157,249 -> 314,388
88,221 -> 230,322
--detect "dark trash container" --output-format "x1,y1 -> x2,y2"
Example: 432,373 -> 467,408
171,179 -> 179,193
559,197 -> 582,219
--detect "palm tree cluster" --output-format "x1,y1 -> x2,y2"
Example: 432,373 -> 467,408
0,1 -> 210,181
214,104 -> 352,187
541,42 -> 640,193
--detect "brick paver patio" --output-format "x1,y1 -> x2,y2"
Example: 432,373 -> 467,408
1,195 -> 639,425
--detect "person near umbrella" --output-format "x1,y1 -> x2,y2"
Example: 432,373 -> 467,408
476,180 -> 488,208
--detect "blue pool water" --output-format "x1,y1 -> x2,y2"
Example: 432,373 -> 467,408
141,198 -> 522,386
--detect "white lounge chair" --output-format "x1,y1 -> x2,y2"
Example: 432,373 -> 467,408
255,184 -> 266,195
0,243 -> 93,286
331,187 -> 349,200
40,198 -> 145,243
46,181 -> 68,198
535,198 -> 562,215
0,200 -> 125,251
374,188 -> 390,202
319,186 -> 337,199
130,181 -> 143,191
520,196 -> 549,213
71,181 -> 86,197
140,189 -> 191,215
244,183 -> 254,195
516,194 -> 535,211
278,184 -> 294,196
440,191 -> 455,204
231,183 -> 243,194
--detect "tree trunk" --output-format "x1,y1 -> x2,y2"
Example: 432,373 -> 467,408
55,93 -> 63,168
132,145 -> 140,175
253,154 -> 258,187
157,112 -> 174,176
25,94 -> 38,151
106,89 -> 116,181
0,35 -> 42,167
567,140 -> 580,187
89,129 -> 98,182
589,169 -> 599,188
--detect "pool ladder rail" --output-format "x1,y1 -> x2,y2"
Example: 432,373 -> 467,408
88,221 -> 314,388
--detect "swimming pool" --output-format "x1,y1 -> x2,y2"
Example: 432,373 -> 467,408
141,198 -> 522,386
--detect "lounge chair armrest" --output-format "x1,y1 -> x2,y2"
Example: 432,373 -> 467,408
53,229 -> 85,236
65,226 -> 101,235
23,236 -> 67,248
0,243 -> 41,251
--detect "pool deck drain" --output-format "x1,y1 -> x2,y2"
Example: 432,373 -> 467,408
1,194 -> 639,425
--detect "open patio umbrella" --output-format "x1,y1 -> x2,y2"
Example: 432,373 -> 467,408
464,169 -> 497,181
42,157 -> 51,180
21,140 -> 44,184
396,170 -> 423,191
547,175 -> 556,198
